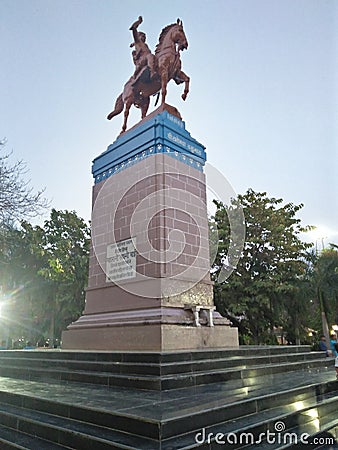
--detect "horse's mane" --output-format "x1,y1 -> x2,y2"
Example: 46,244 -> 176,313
155,23 -> 177,54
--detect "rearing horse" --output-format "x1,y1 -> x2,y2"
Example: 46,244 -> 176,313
155,19 -> 189,105
107,19 -> 190,134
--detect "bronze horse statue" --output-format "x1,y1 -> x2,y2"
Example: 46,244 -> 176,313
107,19 -> 190,134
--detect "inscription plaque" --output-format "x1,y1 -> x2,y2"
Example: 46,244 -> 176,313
106,238 -> 136,282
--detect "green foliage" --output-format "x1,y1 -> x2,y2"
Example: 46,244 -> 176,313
311,245 -> 338,327
211,189 -> 312,344
0,209 -> 90,346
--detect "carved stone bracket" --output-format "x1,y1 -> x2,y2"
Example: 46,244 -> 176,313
184,304 -> 216,327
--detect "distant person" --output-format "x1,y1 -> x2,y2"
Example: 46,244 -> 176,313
335,343 -> 338,379
330,334 -> 337,357
37,338 -> 45,348
24,341 -> 35,350
318,335 -> 327,351
318,335 -> 332,356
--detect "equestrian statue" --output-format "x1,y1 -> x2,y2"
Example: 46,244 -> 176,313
107,16 -> 190,134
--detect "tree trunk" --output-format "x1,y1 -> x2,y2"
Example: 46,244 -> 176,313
321,311 -> 330,351
319,289 -> 330,349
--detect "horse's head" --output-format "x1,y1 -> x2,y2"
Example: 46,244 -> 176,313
173,19 -> 188,51
155,19 -> 189,56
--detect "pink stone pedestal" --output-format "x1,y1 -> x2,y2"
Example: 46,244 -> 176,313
62,107 -> 238,350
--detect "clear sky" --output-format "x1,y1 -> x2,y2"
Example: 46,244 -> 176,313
1,0 -> 337,246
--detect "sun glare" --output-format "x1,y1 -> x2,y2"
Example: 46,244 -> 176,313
309,226 -> 330,241
305,225 -> 337,249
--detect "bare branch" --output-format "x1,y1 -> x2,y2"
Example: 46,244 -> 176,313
0,139 -> 49,223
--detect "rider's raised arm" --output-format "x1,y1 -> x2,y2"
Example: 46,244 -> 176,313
129,16 -> 143,43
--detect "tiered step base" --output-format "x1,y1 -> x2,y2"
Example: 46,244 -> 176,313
0,346 -> 335,449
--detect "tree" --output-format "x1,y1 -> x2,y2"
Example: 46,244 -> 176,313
29,209 -> 91,343
310,244 -> 338,343
0,139 -> 48,224
0,209 -> 90,346
0,222 -> 46,345
211,189 -> 312,344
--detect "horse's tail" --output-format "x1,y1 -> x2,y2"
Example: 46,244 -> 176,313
107,93 -> 124,120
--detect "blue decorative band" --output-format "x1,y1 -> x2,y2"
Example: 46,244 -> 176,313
92,110 -> 206,184
94,144 -> 203,184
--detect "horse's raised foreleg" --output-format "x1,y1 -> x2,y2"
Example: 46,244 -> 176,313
107,93 -> 124,120
178,70 -> 190,101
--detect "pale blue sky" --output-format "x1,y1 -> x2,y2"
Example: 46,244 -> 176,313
1,0 -> 337,244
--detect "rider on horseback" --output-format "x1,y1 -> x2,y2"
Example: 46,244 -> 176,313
129,16 -> 156,83
108,17 -> 189,134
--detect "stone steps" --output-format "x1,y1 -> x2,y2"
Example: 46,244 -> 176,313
0,424 -> 69,450
0,402 -> 153,450
238,395 -> 338,449
0,357 -> 328,391
0,349 -> 324,375
0,347 -> 327,390
0,346 -> 335,448
170,390 -> 338,449
0,371 -> 336,449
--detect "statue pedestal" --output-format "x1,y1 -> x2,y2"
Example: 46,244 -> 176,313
61,105 -> 238,350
